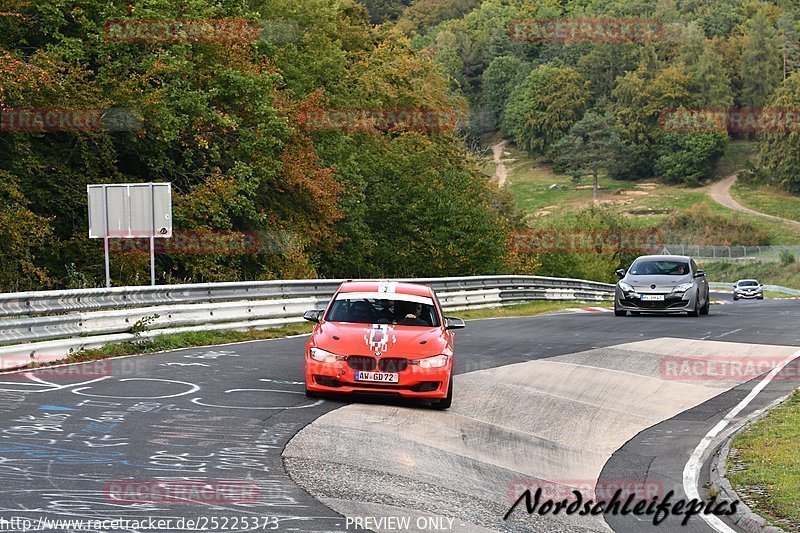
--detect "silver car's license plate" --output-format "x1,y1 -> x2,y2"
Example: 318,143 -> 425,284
641,295 -> 665,301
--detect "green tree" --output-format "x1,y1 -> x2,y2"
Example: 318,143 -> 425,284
432,28 -> 467,89
777,14 -> 800,81
654,131 -> 728,186
360,0 -> 411,23
316,135 -> 513,277
501,65 -> 590,155
679,23 -> 734,107
551,111 -> 624,204
396,0 -> 481,36
739,10 -> 782,108
695,0 -> 745,38
480,55 -> 529,129
754,72 -> 800,193
611,64 -> 694,179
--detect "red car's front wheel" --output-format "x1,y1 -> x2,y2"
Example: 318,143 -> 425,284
431,372 -> 453,410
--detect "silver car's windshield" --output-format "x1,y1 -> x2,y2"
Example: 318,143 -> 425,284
629,260 -> 690,276
738,280 -> 759,287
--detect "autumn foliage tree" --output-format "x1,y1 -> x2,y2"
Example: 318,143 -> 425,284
0,0 -> 516,291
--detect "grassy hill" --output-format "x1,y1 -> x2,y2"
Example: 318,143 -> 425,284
488,138 -> 800,246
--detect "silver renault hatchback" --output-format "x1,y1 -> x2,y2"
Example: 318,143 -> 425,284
614,255 -> 710,317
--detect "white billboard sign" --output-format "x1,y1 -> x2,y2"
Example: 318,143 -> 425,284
87,183 -> 172,287
88,183 -> 172,238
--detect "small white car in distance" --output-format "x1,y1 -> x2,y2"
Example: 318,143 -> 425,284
733,279 -> 763,300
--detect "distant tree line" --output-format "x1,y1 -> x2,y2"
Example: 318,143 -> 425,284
381,0 -> 800,191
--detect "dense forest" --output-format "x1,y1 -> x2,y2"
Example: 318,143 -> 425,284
3,0 -> 800,291
0,0 -> 517,291
383,0 -> 800,188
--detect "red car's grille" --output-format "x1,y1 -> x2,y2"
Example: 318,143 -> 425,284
378,358 -> 409,373
347,356 -> 376,371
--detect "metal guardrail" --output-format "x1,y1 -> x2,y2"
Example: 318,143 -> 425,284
0,276 -> 612,318
0,276 -> 613,366
662,244 -> 800,262
709,282 -> 800,296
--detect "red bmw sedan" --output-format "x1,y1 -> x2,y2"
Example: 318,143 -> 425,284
303,280 -> 465,409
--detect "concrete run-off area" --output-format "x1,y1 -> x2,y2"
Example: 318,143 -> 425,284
283,338 -> 798,532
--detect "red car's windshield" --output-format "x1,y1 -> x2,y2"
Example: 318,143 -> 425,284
326,294 -> 440,327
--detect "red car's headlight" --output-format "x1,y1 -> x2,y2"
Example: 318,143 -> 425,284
309,348 -> 345,364
417,354 -> 449,369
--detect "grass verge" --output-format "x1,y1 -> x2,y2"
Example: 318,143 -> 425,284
497,138 -> 800,244
702,261 -> 800,289
456,300 -> 606,320
2,323 -> 314,374
728,390 -> 800,529
764,291 -> 792,299
731,182 -> 800,223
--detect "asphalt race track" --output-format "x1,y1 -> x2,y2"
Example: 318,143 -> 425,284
0,293 -> 798,533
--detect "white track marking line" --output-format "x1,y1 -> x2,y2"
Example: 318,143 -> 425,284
716,328 -> 742,339
683,347 -> 800,533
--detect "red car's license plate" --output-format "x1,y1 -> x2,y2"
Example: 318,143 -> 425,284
354,371 -> 399,383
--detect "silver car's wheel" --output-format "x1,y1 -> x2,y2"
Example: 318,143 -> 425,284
699,293 -> 710,315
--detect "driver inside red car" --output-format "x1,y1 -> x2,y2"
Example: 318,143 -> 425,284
395,301 -> 428,326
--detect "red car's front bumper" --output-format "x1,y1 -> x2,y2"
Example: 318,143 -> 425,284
305,358 -> 451,399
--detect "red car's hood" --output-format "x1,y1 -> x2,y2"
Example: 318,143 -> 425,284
314,321 -> 448,358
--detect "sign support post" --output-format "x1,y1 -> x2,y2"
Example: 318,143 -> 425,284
149,182 -> 156,286
104,236 -> 111,288
103,185 -> 111,288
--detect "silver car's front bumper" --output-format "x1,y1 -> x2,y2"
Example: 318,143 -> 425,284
615,288 -> 698,313
734,291 -> 762,299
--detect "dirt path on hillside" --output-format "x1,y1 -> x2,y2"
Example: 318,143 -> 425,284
492,140 -> 510,187
708,174 -> 800,228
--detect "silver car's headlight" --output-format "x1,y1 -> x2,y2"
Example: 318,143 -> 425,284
618,281 -> 634,292
672,283 -> 694,293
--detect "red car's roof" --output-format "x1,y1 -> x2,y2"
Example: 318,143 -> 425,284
337,281 -> 433,297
